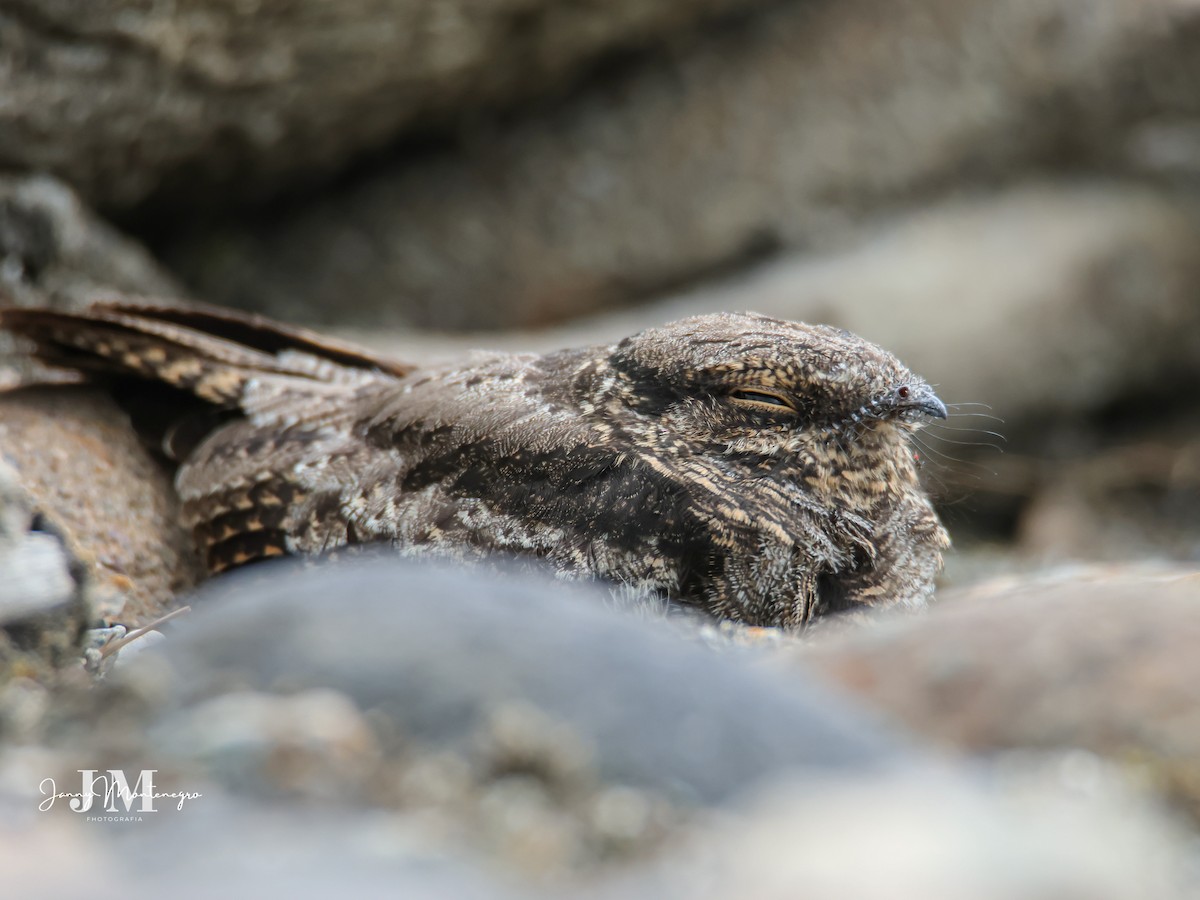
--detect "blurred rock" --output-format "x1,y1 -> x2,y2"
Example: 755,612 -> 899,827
0,387 -> 202,626
0,175 -> 186,385
0,458 -> 87,687
0,799 -> 520,900
794,565 -> 1200,819
349,180 -> 1200,435
0,462 -> 76,620
10,559 -> 1198,897
7,759 -> 1196,900
608,763 -> 1195,900
0,175 -> 183,309
1014,427 -> 1200,563
100,556 -> 911,804
0,0 -> 767,212
6,555 -> 922,883
165,0 -> 1200,330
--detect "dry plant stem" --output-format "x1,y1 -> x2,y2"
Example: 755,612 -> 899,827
99,605 -> 191,659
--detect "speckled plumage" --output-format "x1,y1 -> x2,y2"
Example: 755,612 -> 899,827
2,301 -> 950,628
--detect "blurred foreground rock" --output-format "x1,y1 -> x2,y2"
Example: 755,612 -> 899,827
166,0 -> 1200,330
3,557 -> 1196,898
4,765 -> 1193,900
606,763 -> 1193,900
796,565 -> 1200,819
89,557 -> 911,805
6,557 -> 910,885
0,0 -> 764,211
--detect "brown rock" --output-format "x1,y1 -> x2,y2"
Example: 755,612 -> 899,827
165,0 -> 1200,330
793,566 -> 1200,819
0,387 -> 202,626
1015,431 -> 1200,563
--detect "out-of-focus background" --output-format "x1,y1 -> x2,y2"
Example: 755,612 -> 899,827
2,0 -> 1199,577
4,3 -> 1200,898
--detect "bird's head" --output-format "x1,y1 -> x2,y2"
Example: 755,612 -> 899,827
605,312 -> 946,459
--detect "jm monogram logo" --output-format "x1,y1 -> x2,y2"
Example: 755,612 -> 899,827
38,769 -> 201,814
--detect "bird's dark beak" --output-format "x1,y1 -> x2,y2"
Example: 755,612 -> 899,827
900,384 -> 947,420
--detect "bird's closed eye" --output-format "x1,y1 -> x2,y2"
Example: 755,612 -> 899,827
729,388 -> 797,413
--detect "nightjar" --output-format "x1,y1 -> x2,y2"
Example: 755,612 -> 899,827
1,300 -> 950,628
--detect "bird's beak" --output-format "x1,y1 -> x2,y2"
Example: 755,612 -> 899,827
904,384 -> 948,420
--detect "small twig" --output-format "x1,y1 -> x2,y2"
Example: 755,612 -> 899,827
99,605 -> 191,659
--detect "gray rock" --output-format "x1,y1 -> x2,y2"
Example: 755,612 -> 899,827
0,0 -> 767,211
13,558 -> 1199,898
0,175 -> 183,308
1,796 -> 521,900
0,458 -> 88,682
0,532 -> 76,622
603,761 -> 1197,900
164,0 -> 1200,330
119,554 -> 912,807
354,180 -> 1200,430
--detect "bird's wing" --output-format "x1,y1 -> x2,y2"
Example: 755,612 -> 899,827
625,449 -> 879,625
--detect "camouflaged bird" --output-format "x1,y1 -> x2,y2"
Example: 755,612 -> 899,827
1,301 -> 950,628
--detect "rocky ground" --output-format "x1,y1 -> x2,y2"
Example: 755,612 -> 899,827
3,0 -> 1200,896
